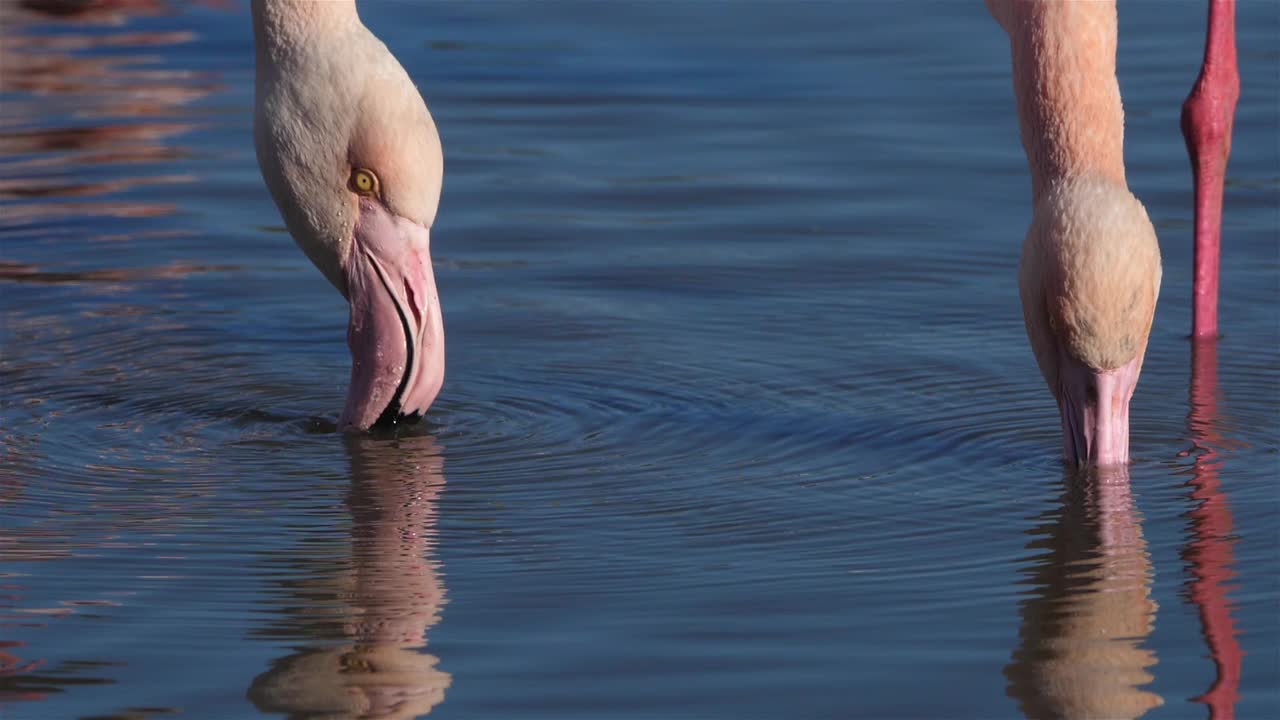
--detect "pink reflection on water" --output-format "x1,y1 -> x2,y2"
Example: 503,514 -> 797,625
1006,464 -> 1163,719
249,434 -> 452,718
1183,339 -> 1243,719
0,0 -> 232,710
0,0 -> 222,255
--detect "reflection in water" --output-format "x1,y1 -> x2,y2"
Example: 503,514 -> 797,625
1,4 -> 223,709
0,0 -> 218,273
1006,466 -> 1162,719
1183,340 -> 1243,719
249,434 -> 451,719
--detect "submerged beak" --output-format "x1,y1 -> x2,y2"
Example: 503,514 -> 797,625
339,197 -> 444,430
1056,352 -> 1143,467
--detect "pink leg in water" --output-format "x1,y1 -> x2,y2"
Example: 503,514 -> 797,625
1181,0 -> 1240,339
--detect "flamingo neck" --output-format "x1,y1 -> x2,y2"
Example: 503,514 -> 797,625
252,0 -> 359,62
1000,1 -> 1127,204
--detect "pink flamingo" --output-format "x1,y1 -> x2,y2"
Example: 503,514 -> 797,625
988,1 -> 1239,465
988,0 -> 1162,466
252,0 -> 445,430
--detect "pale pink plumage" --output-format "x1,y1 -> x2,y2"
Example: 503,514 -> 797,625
990,0 -> 1162,466
252,0 -> 445,429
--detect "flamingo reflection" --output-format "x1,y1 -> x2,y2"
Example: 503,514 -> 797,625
1183,339 -> 1242,718
248,434 -> 451,719
1006,466 -> 1162,719
1,1 -> 226,706
0,0 -> 220,261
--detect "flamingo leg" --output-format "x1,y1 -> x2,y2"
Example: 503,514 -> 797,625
1181,0 -> 1240,339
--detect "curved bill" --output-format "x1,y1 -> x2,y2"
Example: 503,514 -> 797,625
1056,352 -> 1143,467
339,198 -> 444,430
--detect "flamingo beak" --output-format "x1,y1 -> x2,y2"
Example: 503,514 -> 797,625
339,197 -> 444,430
1056,352 -> 1142,467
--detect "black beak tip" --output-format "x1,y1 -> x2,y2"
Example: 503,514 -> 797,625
371,398 -> 424,430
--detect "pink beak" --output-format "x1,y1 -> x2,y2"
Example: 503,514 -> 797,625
1055,352 -> 1143,467
339,197 -> 445,430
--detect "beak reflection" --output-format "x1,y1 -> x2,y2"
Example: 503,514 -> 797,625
1006,465 -> 1162,719
248,433 -> 451,718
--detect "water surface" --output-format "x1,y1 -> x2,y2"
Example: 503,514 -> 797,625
2,1 -> 1278,718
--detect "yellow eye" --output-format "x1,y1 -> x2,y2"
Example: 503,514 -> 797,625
351,168 -> 379,196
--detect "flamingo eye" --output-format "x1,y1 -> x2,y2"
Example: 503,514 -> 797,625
351,168 -> 379,196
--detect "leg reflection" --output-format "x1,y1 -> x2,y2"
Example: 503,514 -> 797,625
1183,339 -> 1242,718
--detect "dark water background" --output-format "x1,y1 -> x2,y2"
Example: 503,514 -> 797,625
2,1 -> 1278,718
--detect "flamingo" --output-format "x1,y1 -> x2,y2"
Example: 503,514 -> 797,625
252,0 -> 445,430
987,0 -> 1162,466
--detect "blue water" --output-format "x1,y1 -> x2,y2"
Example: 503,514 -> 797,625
1,1 -> 1278,718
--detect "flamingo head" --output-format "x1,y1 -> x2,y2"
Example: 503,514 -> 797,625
254,6 -> 445,430
1019,176 -> 1162,466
